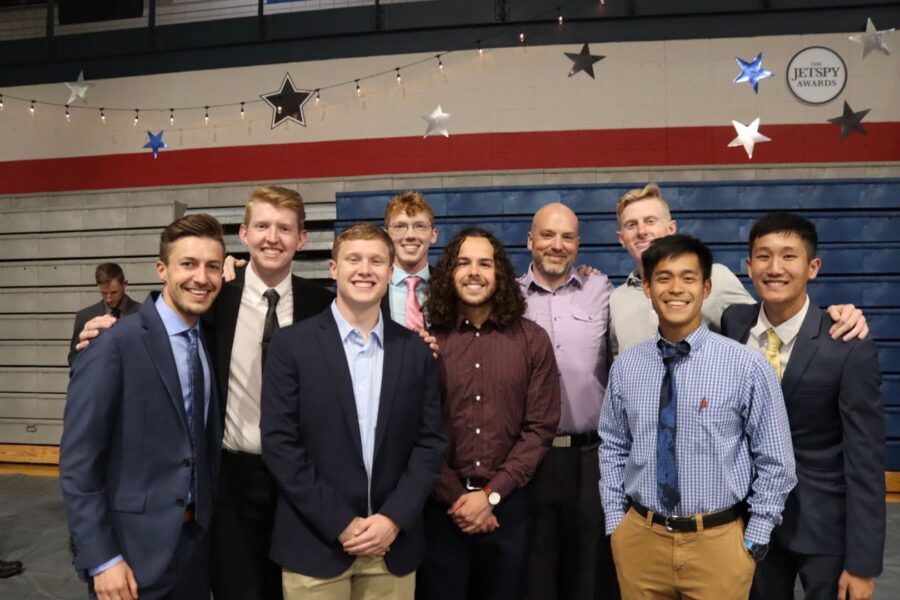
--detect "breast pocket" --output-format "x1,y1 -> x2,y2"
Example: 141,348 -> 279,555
572,308 -> 606,350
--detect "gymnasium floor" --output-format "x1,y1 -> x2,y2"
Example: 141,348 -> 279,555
0,473 -> 898,599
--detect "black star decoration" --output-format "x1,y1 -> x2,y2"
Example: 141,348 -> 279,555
827,100 -> 871,141
261,73 -> 313,129
565,43 -> 605,79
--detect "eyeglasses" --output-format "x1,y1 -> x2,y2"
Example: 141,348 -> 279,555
387,222 -> 433,234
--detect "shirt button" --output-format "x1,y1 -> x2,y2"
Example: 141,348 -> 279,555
475,461 -> 481,467
475,428 -> 481,434
475,363 -> 480,369
475,332 -> 480,337
475,395 -> 481,401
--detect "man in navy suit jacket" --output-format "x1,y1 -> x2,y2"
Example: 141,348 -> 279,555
721,212 -> 884,600
261,222 -> 446,599
61,214 -> 226,600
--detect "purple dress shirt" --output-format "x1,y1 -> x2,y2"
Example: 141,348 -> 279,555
518,266 -> 614,434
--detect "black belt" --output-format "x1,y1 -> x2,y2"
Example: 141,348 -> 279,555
222,449 -> 266,468
630,500 -> 743,532
552,431 -> 600,448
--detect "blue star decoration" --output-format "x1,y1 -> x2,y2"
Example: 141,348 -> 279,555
733,53 -> 773,93
143,130 -> 168,159
261,73 -> 313,129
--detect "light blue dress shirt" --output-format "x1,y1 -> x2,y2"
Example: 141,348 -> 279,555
89,295 -> 212,577
388,265 -> 429,326
599,323 -> 796,545
330,302 -> 384,515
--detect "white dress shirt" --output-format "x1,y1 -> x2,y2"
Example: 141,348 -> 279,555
746,296 -> 810,372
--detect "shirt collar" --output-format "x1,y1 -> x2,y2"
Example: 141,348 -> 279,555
392,264 -> 430,287
453,312 -> 498,332
330,301 -> 384,348
653,321 -> 710,353
625,270 -> 643,288
751,296 -> 810,346
521,263 -> 583,293
245,264 -> 292,304
154,293 -> 200,337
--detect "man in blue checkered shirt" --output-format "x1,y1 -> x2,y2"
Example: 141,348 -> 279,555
599,234 -> 796,600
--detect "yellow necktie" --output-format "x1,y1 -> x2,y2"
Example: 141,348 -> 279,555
765,328 -> 783,381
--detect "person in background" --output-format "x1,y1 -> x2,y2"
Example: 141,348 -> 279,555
68,262 -> 139,365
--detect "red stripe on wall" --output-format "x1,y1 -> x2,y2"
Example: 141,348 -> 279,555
1,123 -> 898,194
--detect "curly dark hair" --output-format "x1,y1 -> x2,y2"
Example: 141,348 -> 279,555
425,227 -> 526,330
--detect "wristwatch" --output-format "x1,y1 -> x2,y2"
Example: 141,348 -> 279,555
744,540 -> 768,562
482,485 -> 501,506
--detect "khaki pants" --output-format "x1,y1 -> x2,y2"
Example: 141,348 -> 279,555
610,507 -> 755,600
282,557 -> 415,600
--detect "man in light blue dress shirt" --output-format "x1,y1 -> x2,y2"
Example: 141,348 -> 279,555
599,234 -> 795,600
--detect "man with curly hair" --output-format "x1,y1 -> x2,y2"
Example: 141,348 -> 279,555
416,227 -> 561,600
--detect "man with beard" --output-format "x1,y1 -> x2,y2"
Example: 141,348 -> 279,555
417,227 -> 561,600
517,203 -> 619,600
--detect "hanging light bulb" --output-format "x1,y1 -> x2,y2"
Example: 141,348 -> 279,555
396,68 -> 402,84
558,10 -> 564,25
204,106 -> 209,125
356,80 -> 361,96
100,108 -> 106,123
29,100 -> 35,115
240,102 -> 245,119
0,95 -> 4,111
437,55 -> 444,72
276,105 -> 282,114
478,41 -> 484,55
314,90 -> 320,106
169,109 -> 174,126
519,32 -> 526,43
133,109 -> 139,126
65,105 -> 70,122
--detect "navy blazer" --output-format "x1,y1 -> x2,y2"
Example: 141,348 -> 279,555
261,308 -> 447,578
60,293 -> 223,585
721,302 -> 885,576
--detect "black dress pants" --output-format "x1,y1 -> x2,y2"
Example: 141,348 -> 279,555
210,450 -> 283,600
416,486 -> 538,600
749,536 -> 844,600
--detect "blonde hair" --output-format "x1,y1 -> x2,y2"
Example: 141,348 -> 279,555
384,191 -> 434,225
615,183 -> 671,223
243,186 -> 305,230
332,222 -> 395,265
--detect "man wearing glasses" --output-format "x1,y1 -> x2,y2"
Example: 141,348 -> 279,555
382,192 -> 438,331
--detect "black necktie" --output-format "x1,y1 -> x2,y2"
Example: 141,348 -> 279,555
261,289 -> 280,370
110,306 -> 121,319
186,329 -> 211,528
656,339 -> 691,512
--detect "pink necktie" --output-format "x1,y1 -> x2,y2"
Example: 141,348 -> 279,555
404,276 -> 425,331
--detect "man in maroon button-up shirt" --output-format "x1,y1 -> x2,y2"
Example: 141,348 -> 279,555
416,227 -> 561,600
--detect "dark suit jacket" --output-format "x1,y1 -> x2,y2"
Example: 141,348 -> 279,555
203,265 -> 334,417
721,302 -> 885,576
261,309 -> 447,578
68,295 -> 141,366
60,293 -> 223,585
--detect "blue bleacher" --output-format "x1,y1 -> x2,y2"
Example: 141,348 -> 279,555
336,178 -> 900,469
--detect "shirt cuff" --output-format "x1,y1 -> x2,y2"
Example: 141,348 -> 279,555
88,555 -> 124,577
744,515 -> 774,546
605,508 -> 626,536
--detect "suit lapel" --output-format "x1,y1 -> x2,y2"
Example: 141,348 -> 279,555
318,315 -> 364,459
780,304 -> 822,402
374,324 -> 403,459
140,298 -> 189,435
735,305 -> 760,344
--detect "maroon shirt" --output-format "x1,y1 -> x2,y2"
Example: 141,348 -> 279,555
432,315 -> 560,504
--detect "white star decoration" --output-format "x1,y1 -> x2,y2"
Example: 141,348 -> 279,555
422,104 -> 451,138
64,71 -> 93,105
849,18 -> 894,59
728,118 -> 771,159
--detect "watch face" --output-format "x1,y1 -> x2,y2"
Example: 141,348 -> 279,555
749,544 -> 768,561
488,492 -> 501,506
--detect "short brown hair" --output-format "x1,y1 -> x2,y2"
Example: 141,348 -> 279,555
384,191 -> 434,226
95,262 -> 125,285
332,222 -> 395,265
243,186 -> 306,230
616,183 -> 671,223
159,213 -> 226,264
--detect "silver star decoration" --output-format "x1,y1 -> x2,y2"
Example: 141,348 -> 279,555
827,101 -> 870,141
728,118 -> 771,159
849,18 -> 894,58
565,43 -> 605,79
422,104 -> 451,138
65,71 -> 93,105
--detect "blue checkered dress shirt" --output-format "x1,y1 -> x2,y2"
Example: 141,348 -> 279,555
599,323 -> 796,545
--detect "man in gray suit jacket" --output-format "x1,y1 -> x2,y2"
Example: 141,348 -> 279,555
68,262 -> 140,365
722,213 -> 884,600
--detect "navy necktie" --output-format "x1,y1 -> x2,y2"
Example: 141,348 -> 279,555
261,289 -> 280,370
186,329 -> 211,528
656,339 -> 691,512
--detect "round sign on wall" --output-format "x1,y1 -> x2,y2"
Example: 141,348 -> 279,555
786,46 -> 847,104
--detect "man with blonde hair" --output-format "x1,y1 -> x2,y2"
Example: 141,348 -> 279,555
609,183 -> 867,357
382,191 -> 438,330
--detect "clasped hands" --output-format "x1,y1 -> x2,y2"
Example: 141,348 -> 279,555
339,514 -> 400,558
448,491 -> 499,534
